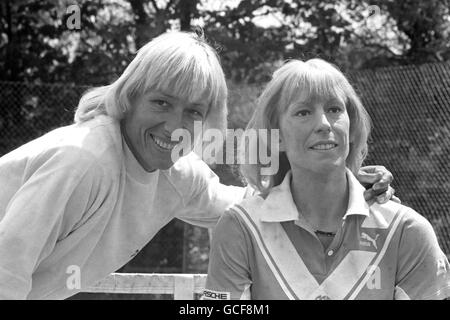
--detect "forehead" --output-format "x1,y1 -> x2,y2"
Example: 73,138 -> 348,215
296,92 -> 345,105
282,65 -> 348,106
284,77 -> 347,107
154,72 -> 213,105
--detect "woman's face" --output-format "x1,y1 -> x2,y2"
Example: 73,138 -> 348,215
122,89 -> 209,171
278,93 -> 350,175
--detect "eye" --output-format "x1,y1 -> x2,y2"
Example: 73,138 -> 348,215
151,99 -> 169,108
328,106 -> 343,114
188,109 -> 204,119
294,109 -> 311,117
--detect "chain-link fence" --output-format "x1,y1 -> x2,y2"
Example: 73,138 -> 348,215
0,81 -> 87,154
0,61 -> 449,265
353,62 -> 450,255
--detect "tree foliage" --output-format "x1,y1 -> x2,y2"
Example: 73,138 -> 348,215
1,0 -> 449,84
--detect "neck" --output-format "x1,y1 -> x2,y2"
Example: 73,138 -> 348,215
290,167 -> 348,232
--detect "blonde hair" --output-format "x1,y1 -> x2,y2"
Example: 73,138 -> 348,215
241,58 -> 371,193
74,31 -> 228,135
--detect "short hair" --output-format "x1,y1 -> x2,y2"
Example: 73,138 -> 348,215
240,58 -> 372,193
74,31 -> 228,135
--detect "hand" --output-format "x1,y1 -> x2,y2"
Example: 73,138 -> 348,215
358,165 -> 401,204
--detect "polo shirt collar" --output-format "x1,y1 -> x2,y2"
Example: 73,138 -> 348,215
344,168 -> 371,219
259,168 -> 370,223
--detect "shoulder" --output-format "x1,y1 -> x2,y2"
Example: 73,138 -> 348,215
1,116 -> 122,182
364,201 -> 411,229
212,207 -> 252,247
369,201 -> 439,248
368,201 -> 434,231
398,205 -> 439,245
234,193 -> 265,212
224,189 -> 267,224
58,115 -> 122,165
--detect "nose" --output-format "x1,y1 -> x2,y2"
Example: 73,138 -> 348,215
315,112 -> 332,133
163,110 -> 184,137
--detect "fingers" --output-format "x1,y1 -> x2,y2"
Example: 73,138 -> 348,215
358,165 -> 393,187
359,165 -> 384,174
372,173 -> 393,191
358,171 -> 383,186
364,188 -> 377,202
364,186 -> 396,203
377,186 -> 395,204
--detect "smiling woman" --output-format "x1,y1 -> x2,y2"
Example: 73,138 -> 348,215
120,89 -> 210,171
204,58 -> 450,300
74,31 -> 227,172
241,59 -> 371,192
0,31 -> 249,300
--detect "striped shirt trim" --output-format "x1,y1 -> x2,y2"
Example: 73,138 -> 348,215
232,205 -> 298,299
234,201 -> 406,300
347,204 -> 406,299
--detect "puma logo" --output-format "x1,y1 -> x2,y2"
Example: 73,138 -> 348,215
360,232 -> 379,250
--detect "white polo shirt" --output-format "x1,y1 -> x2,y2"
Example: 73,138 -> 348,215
204,170 -> 450,300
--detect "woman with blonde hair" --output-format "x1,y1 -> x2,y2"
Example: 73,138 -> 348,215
0,30 -> 246,299
0,31 -> 395,299
204,58 -> 449,300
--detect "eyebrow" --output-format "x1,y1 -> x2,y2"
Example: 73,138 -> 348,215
190,102 -> 208,109
288,96 -> 346,112
151,91 -> 208,109
150,91 -> 177,100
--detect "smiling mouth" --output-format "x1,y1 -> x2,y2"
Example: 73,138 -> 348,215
310,143 -> 338,151
149,133 -> 178,151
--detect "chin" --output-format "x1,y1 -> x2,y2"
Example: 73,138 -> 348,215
312,161 -> 345,173
140,157 -> 172,172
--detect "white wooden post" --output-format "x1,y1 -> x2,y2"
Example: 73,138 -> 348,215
174,274 -> 195,300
